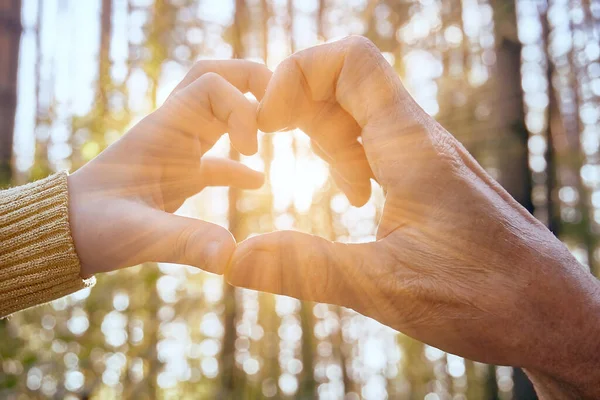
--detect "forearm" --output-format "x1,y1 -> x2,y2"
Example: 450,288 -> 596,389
0,172 -> 95,317
525,278 -> 600,399
526,369 -> 599,400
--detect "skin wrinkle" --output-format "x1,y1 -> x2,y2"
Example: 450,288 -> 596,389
455,132 -> 540,226
242,66 -> 253,99
290,56 -> 313,113
386,234 -> 503,319
346,259 -> 394,324
226,38 -> 600,399
338,37 -> 390,127
176,223 -> 203,268
423,156 -> 546,280
203,76 -> 219,123
300,236 -> 347,304
372,259 -> 427,325
329,49 -> 344,103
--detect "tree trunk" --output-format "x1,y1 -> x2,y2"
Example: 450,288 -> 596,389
0,0 -> 24,361
492,1 -> 533,212
219,1 -> 248,398
0,0 -> 22,186
99,0 -> 111,117
542,6 -> 560,236
491,1 -> 537,399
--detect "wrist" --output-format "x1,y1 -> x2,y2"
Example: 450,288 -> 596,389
66,171 -> 95,278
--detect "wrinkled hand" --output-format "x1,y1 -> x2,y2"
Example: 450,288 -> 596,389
68,60 -> 271,277
226,37 -> 600,398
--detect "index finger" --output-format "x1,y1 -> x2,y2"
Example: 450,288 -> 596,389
170,59 -> 273,101
258,36 -> 402,133
259,36 -> 430,191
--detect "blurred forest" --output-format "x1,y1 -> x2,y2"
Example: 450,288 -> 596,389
1,0 -> 600,399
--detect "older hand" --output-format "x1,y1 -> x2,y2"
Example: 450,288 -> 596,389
226,37 -> 600,398
68,60 -> 271,277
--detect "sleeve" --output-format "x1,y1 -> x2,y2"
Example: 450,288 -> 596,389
0,171 -> 95,317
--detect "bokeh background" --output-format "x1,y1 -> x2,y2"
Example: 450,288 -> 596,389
1,0 -> 599,399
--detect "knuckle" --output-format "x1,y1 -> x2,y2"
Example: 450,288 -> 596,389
431,131 -> 464,168
280,54 -> 301,73
197,71 -> 223,88
174,225 -> 197,265
191,60 -> 211,76
344,35 -> 377,52
242,59 -> 265,71
277,230 -> 301,246
166,88 -> 187,108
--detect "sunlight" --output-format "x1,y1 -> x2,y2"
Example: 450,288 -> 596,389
6,0 -> 598,398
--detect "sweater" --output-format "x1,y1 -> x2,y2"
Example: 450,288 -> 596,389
0,172 -> 95,317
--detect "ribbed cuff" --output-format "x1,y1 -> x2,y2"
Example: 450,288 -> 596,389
0,172 -> 95,317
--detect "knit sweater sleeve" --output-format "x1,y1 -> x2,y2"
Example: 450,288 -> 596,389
0,172 -> 95,317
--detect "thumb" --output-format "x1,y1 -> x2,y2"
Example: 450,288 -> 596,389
226,231 -> 391,312
139,209 -> 235,274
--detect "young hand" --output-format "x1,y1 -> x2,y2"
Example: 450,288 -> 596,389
68,60 -> 271,277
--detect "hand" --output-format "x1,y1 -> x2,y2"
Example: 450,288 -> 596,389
226,37 -> 600,398
68,60 -> 271,277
